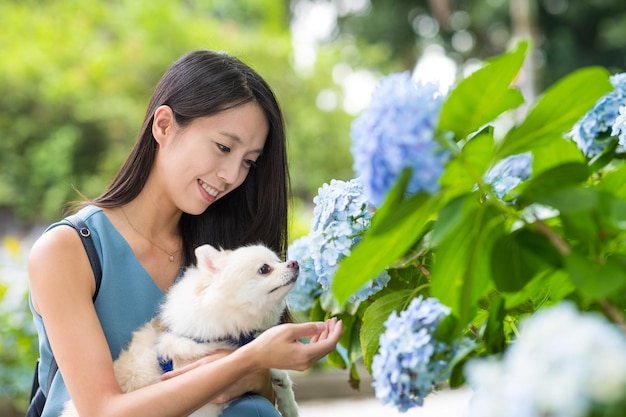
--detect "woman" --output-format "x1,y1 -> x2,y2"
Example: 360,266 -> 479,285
28,50 -> 342,417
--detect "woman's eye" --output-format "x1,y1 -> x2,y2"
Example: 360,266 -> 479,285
258,264 -> 272,275
217,143 -> 231,153
244,159 -> 257,169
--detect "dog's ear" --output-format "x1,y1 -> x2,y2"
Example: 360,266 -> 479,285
194,244 -> 222,272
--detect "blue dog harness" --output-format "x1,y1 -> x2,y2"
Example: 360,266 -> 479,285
157,331 -> 257,374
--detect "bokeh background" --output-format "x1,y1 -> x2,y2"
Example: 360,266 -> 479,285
1,0 -> 625,414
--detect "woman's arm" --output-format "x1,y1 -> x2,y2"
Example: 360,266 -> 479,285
161,316 -> 343,404
29,226 -> 342,417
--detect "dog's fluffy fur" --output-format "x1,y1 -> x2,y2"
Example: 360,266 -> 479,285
61,244 -> 300,417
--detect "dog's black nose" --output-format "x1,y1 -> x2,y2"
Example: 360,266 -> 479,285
287,260 -> 299,271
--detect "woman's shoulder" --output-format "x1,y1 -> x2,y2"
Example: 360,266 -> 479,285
28,210 -> 98,314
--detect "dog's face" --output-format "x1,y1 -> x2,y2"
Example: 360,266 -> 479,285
195,244 -> 299,300
161,244 -> 299,340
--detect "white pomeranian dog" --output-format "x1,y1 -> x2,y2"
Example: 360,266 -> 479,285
61,244 -> 300,417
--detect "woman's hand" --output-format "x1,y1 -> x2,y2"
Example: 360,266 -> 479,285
246,317 -> 343,371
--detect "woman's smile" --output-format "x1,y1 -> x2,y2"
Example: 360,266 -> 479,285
198,179 -> 221,201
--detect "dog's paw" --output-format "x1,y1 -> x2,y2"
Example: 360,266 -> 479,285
271,369 -> 299,417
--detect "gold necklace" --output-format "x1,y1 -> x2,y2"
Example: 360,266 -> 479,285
121,207 -> 181,262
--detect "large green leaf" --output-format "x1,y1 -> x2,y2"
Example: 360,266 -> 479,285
431,198 -> 504,330
438,41 -> 527,139
440,129 -> 495,196
496,67 -> 612,158
332,192 -> 441,305
431,192 -> 481,246
484,296 -> 506,354
502,269 -> 575,310
517,162 -> 590,206
530,136 -> 585,178
596,162 -> 626,200
565,252 -> 626,299
491,228 -> 563,292
360,290 -> 416,371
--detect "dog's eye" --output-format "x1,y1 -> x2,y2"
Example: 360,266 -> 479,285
258,264 -> 272,275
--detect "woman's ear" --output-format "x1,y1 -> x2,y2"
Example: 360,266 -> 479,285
152,105 -> 177,146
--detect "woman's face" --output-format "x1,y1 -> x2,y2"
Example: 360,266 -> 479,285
153,102 -> 269,215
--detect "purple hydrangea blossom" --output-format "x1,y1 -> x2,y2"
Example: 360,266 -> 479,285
372,296 -> 458,412
571,73 -> 626,157
484,152 -> 533,199
309,178 -> 390,303
285,235 -> 322,312
351,72 -> 450,207
611,105 -> 626,147
465,302 -> 626,417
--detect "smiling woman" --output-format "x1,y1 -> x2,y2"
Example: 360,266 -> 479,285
151,102 -> 268,212
26,50 -> 342,417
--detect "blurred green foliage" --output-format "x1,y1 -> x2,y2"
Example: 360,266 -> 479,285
336,0 -> 626,88
0,237 -> 37,412
0,0 -> 356,222
0,283 -> 37,411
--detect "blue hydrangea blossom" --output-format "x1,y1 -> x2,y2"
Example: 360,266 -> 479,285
484,152 -> 533,199
465,302 -> 626,417
571,73 -> 626,157
309,178 -> 390,303
285,235 -> 322,312
611,105 -> 626,147
372,296 -> 458,412
351,72 -> 450,207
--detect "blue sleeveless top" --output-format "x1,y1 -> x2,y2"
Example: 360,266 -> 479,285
30,205 -> 182,417
30,205 -> 279,417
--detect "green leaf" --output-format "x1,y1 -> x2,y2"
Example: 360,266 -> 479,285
360,290 -> 416,372
433,313 -> 460,344
431,192 -> 480,246
431,199 -> 504,330
530,136 -> 585,177
332,192 -> 441,305
517,162 -> 589,206
328,313 -> 360,370
502,269 -> 575,310
447,342 -> 479,388
484,296 -> 506,354
369,168 -> 413,234
439,40 -> 528,139
440,129 -> 496,196
491,228 -> 563,292
309,298 -> 327,322
326,348 -> 347,369
565,252 -> 626,299
529,185 -> 598,214
496,66 -> 612,158
588,138 -> 619,173
598,190 -> 626,233
596,162 -> 626,200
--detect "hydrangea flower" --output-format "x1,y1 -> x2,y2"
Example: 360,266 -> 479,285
309,178 -> 390,303
571,72 -> 626,157
351,71 -> 450,207
372,296 -> 459,412
484,152 -> 532,199
465,302 -> 626,417
611,105 -> 626,147
285,235 -> 322,312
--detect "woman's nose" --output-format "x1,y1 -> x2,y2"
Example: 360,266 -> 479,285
217,164 -> 240,184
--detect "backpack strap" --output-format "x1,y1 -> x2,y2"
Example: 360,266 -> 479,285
64,214 -> 103,301
44,213 -> 102,394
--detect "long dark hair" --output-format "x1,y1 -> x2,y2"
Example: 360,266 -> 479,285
91,50 -> 290,265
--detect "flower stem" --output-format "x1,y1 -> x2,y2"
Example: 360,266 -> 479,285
598,298 -> 626,335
